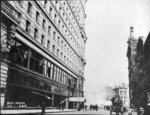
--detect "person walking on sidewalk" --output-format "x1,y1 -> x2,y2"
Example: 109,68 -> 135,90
59,100 -> 65,111
41,102 -> 46,115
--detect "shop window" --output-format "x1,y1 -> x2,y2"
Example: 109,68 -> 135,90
35,80 -> 40,89
29,50 -> 44,74
48,85 -> 51,92
30,78 -> 35,87
44,82 -> 48,91
10,41 -> 28,68
15,74 -> 23,85
24,76 -> 30,86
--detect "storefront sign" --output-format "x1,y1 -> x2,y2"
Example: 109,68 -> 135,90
69,97 -> 86,102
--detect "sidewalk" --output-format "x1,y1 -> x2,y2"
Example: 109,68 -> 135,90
1,108 -> 77,114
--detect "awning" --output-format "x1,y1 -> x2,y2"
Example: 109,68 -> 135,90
32,91 -> 51,100
69,97 -> 86,102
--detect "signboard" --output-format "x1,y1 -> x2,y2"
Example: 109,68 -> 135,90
69,97 -> 86,102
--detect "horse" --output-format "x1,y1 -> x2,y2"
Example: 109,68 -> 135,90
90,104 -> 98,111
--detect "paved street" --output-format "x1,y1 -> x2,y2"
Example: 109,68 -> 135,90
50,109 -> 109,114
1,108 -> 137,115
46,109 -> 137,115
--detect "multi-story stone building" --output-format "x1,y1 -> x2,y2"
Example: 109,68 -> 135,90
126,26 -> 139,109
127,27 -> 150,114
113,84 -> 130,107
105,84 -> 129,107
0,0 -> 87,109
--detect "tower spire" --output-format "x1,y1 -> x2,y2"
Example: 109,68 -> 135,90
129,26 -> 134,39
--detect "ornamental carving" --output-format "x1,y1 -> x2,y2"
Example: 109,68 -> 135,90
1,24 -> 16,52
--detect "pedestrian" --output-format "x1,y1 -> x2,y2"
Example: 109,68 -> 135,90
41,102 -> 46,115
59,100 -> 65,111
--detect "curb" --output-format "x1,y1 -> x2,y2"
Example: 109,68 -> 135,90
0,109 -> 77,114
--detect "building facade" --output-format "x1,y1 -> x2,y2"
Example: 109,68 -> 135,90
127,27 -> 150,114
113,84 -> 130,107
105,84 -> 129,107
0,0 -> 87,109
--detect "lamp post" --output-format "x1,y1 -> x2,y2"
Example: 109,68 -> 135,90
31,91 -> 51,115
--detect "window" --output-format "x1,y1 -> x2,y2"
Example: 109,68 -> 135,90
10,41 -> 28,67
36,11 -> 40,23
54,14 -> 57,24
26,20 -> 30,33
42,19 -> 46,30
49,7 -> 52,17
59,69 -> 62,83
64,56 -> 66,63
27,2 -> 32,15
44,0 -> 47,8
52,45 -> 55,54
29,50 -> 44,74
41,35 -> 45,45
53,66 -> 57,80
18,12 -> 22,22
57,36 -> 60,46
53,31 -> 56,41
47,41 -> 50,50
34,28 -> 38,39
18,0 -> 23,6
60,53 -> 63,60
58,20 -> 61,28
57,49 -> 59,57
61,41 -> 63,49
48,26 -> 51,35
47,62 -> 51,78
50,64 -> 53,79
64,45 -> 66,52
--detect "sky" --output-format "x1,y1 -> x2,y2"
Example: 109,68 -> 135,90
84,0 -> 150,105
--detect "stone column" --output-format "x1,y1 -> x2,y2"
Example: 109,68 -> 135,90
0,63 -> 8,109
1,24 -> 16,109
52,94 -> 54,107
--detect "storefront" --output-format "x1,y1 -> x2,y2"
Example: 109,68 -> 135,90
69,97 -> 86,109
4,67 -> 68,108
